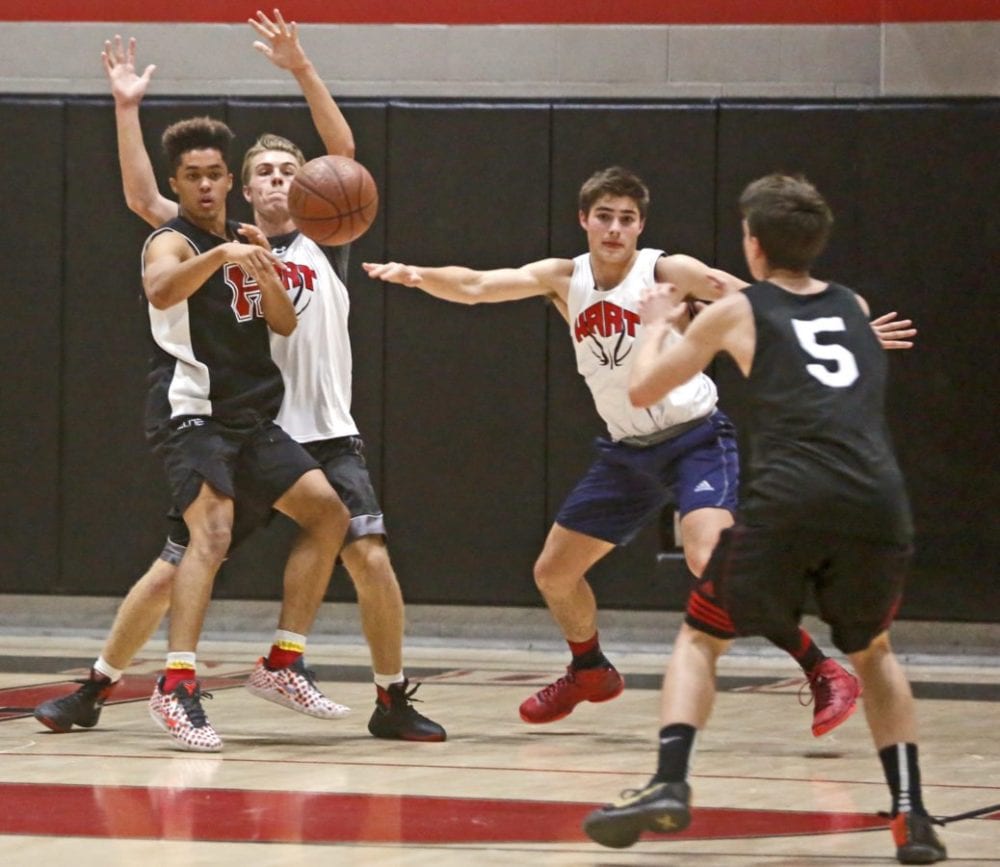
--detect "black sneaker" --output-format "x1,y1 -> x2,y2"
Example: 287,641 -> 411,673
583,780 -> 691,849
892,812 -> 947,864
367,680 -> 446,742
34,671 -> 116,733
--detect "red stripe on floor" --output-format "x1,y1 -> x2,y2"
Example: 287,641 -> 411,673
0,782 -> 886,843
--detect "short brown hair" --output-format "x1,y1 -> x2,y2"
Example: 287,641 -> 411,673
241,133 -> 306,185
739,174 -> 833,272
578,166 -> 650,219
161,116 -> 234,173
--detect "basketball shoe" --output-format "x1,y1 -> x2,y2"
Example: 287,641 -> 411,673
245,657 -> 350,719
583,780 -> 691,849
892,812 -> 947,864
367,680 -> 446,741
148,677 -> 222,752
802,658 -> 862,736
519,663 -> 624,724
34,671 -> 117,733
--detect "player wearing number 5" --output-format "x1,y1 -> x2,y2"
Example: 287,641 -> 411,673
585,174 -> 945,864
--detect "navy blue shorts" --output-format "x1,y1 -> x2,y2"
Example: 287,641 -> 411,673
555,411 -> 739,546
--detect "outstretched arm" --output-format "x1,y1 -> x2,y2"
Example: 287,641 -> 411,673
249,9 -> 355,158
656,253 -> 749,302
362,258 -> 570,306
101,35 -> 177,227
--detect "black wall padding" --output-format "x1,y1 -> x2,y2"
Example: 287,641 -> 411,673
0,99 -> 65,591
1,95 -> 996,622
378,102 -> 551,604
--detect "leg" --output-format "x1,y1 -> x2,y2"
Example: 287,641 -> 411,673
148,482 -> 232,752
683,506 -> 858,736
850,632 -> 946,864
342,536 -> 446,742
272,468 -> 349,635
583,624 -> 727,848
341,536 -> 403,675
244,469 -> 352,721
533,523 -> 614,642
519,524 -> 624,724
34,554 -> 177,733
101,557 -> 175,670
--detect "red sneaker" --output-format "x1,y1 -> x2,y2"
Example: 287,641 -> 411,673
803,658 -> 861,736
519,664 -> 624,724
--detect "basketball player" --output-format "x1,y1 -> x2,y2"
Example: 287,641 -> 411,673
583,174 -> 945,865
33,11 -> 445,745
364,167 -> 913,735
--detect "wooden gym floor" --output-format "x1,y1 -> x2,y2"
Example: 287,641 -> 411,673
0,601 -> 997,866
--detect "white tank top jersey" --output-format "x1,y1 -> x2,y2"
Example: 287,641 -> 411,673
270,233 -> 359,442
566,247 -> 718,442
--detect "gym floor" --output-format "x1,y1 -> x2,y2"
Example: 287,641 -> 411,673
1,601 -> 997,866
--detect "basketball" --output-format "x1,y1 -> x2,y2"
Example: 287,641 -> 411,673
287,155 -> 379,246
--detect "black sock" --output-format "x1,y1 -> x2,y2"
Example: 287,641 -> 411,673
879,743 -> 927,816
654,723 -> 697,783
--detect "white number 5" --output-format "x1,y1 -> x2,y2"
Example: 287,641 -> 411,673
791,317 -> 859,387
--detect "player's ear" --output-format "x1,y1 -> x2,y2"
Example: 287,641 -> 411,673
578,209 -> 589,230
242,185 -> 253,204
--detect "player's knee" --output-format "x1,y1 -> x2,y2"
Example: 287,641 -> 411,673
532,557 -> 574,597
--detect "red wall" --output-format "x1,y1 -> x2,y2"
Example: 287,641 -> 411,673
1,0 -> 997,24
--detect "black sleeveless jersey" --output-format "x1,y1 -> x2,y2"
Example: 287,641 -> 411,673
143,216 -> 284,433
740,281 -> 913,543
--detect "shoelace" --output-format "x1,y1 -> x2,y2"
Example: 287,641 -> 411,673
175,687 -> 214,727
536,671 -> 576,702
798,673 -> 824,708
289,660 -> 320,687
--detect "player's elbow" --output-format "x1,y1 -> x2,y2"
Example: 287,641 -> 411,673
270,317 -> 297,337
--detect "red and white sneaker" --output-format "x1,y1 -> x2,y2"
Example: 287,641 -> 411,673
519,664 -> 624,724
245,657 -> 350,719
148,677 -> 222,752
802,658 -> 862,736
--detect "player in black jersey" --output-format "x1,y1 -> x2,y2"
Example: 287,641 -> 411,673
137,113 -> 351,752
34,12 -> 444,745
584,174 -> 945,864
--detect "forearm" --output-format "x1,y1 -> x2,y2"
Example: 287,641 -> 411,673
411,266 -> 493,304
145,247 -> 229,309
115,101 -> 175,226
628,321 -> 677,407
294,61 -> 355,158
259,271 -> 297,336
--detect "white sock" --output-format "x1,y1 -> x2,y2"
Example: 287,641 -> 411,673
374,671 -> 405,690
93,656 -> 123,683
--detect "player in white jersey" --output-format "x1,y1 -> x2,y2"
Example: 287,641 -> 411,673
365,166 -> 914,734
33,11 -> 444,744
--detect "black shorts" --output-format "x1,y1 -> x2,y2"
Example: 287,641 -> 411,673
155,414 -> 319,524
163,434 -> 383,555
700,522 -> 911,654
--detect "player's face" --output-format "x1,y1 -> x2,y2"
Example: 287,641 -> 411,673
580,195 -> 644,263
243,149 -> 301,220
168,149 -> 232,220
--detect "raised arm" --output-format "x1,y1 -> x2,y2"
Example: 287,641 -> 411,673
101,36 -> 178,227
249,9 -> 355,158
362,258 -> 571,307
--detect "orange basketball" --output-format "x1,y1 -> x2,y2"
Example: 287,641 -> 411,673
287,155 -> 378,246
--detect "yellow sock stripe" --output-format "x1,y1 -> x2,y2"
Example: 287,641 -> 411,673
273,638 -> 306,653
